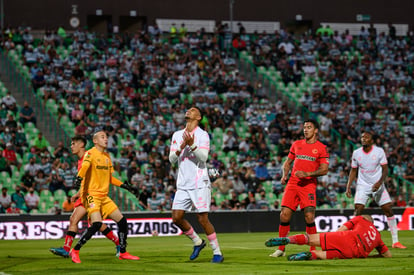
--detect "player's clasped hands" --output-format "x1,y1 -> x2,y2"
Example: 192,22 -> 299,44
182,131 -> 194,148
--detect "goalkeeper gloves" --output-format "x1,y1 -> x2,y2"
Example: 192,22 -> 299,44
121,182 -> 139,197
74,176 -> 83,189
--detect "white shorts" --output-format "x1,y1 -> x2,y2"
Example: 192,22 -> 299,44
172,187 -> 211,213
354,184 -> 392,206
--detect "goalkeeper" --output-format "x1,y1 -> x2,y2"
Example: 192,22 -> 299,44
69,130 -> 140,263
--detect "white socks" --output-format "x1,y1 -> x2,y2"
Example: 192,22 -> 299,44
387,216 -> 399,244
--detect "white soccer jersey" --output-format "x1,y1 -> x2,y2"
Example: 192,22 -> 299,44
351,145 -> 388,186
170,126 -> 210,190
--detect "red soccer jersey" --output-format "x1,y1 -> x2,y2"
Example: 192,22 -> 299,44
3,149 -> 17,162
288,139 -> 329,185
343,216 -> 388,258
77,155 -> 85,171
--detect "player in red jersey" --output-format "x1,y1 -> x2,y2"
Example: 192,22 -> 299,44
270,119 -> 329,258
265,215 -> 392,260
49,136 -> 120,258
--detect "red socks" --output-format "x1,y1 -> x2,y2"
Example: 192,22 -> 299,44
288,234 -> 309,245
278,223 -> 290,250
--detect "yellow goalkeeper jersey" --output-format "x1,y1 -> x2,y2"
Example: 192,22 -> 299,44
77,147 -> 119,199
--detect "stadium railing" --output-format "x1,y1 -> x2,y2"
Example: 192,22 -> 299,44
0,48 -> 70,146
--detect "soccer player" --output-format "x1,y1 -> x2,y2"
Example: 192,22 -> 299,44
169,107 -> 224,263
69,131 -> 140,263
265,215 -> 392,260
346,131 -> 406,249
270,119 -> 329,257
50,136 -> 120,258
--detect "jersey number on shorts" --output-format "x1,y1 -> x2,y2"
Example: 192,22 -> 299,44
308,193 -> 315,201
87,196 -> 94,204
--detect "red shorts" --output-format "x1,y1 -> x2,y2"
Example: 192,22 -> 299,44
281,183 -> 316,210
74,198 -> 84,208
320,231 -> 360,259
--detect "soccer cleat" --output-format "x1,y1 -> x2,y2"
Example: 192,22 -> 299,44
265,237 -> 290,247
49,247 -> 69,258
119,252 -> 140,260
287,251 -> 312,261
189,239 -> 206,260
211,254 -> 224,263
115,245 -> 121,257
70,249 -> 81,264
392,242 -> 407,249
269,249 -> 286,257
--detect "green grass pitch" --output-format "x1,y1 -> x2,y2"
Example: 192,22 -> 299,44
1,231 -> 413,274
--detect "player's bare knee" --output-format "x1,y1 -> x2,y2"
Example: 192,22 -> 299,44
280,208 -> 292,222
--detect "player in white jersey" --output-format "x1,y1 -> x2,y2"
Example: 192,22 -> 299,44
346,131 -> 406,249
169,107 -> 224,263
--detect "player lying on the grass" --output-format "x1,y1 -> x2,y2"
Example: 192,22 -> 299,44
50,136 -> 120,258
265,215 -> 392,261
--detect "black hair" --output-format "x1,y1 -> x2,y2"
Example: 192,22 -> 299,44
71,135 -> 87,147
304,119 -> 319,130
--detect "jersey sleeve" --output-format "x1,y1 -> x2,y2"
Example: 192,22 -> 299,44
342,216 -> 362,230
199,130 -> 210,151
287,142 -> 296,160
170,132 -> 179,153
375,239 -> 389,255
378,148 -> 388,165
351,150 -> 358,168
77,151 -> 92,178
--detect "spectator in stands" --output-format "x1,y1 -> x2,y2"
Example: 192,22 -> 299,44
34,169 -> 50,194
32,70 -> 46,90
24,157 -> 40,177
228,191 -> 241,210
20,171 -> 35,192
6,202 -> 21,214
19,101 -> 37,126
11,186 -> 27,213
138,185 -> 150,210
0,148 -> 12,176
48,169 -> 65,194
33,132 -> 48,153
212,172 -> 233,196
38,154 -> 52,175
147,191 -> 163,211
71,103 -> 84,124
326,184 -> 338,208
316,182 -> 329,207
24,187 -> 39,212
257,191 -> 270,210
74,120 -> 88,136
246,196 -> 260,210
254,159 -> 270,182
4,115 -> 18,132
2,92 -> 17,114
0,187 -> 12,213
222,129 -> 238,152
232,173 -> 246,195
